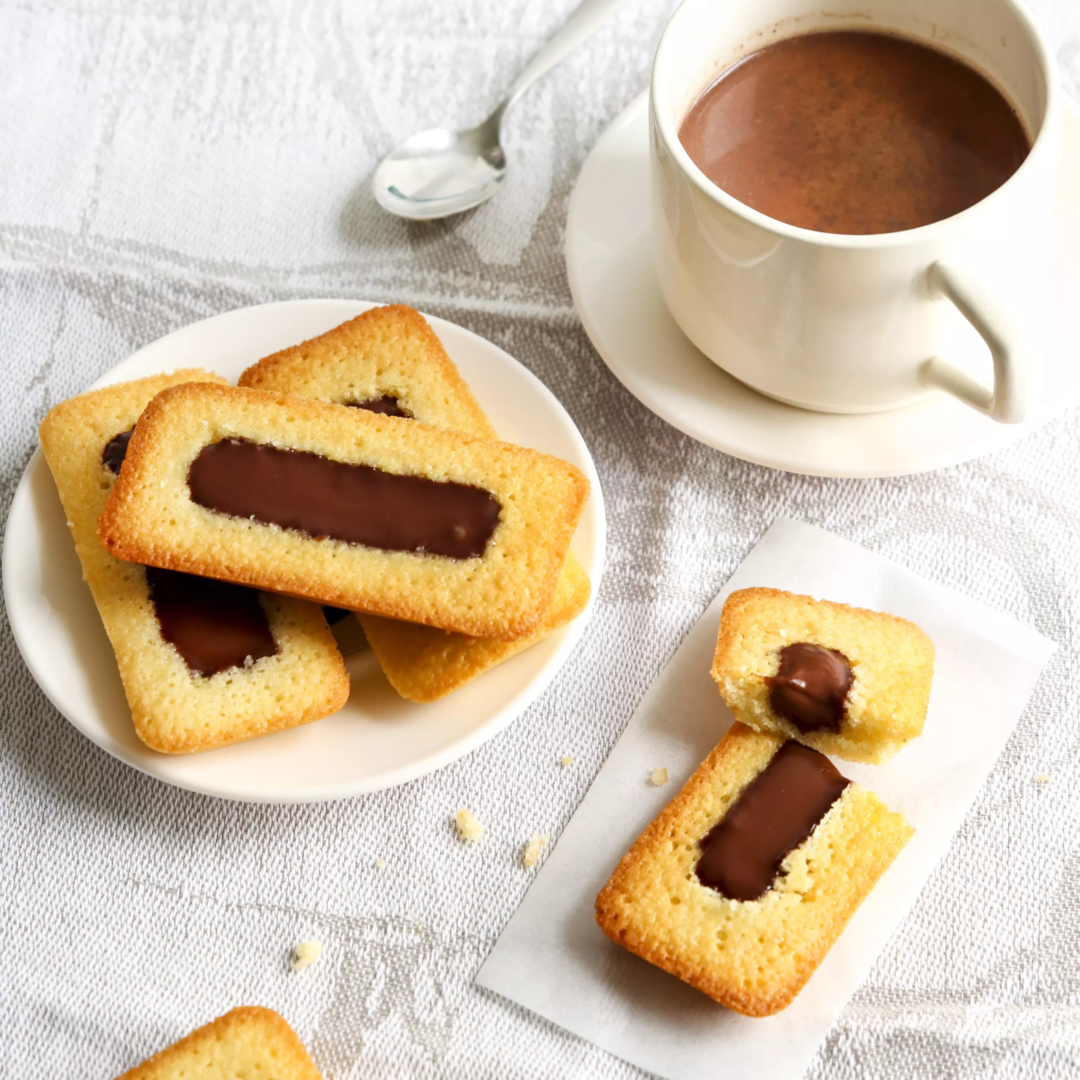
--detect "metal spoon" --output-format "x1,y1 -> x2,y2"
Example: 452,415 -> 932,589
373,0 -> 627,220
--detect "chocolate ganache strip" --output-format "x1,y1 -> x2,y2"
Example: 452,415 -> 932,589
767,642 -> 853,733
695,741 -> 850,902
188,438 -> 501,559
322,605 -> 353,626
145,567 -> 278,677
322,396 -> 414,625
346,395 -> 412,418
102,427 -> 136,475
103,427 -> 279,677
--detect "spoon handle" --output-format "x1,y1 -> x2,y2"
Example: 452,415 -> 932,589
501,0 -> 628,115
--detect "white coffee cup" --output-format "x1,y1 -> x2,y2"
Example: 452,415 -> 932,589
650,0 -> 1061,421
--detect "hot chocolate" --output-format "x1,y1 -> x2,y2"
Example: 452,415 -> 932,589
678,30 -> 1030,234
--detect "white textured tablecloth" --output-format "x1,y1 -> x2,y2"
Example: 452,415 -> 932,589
2,2 -> 1079,1077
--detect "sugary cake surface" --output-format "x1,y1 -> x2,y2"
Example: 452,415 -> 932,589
239,304 -> 498,439
711,587 -> 935,764
98,382 -> 589,640
239,305 -> 592,699
594,723 -> 913,1016
115,1006 -> 322,1080
38,372 -> 349,754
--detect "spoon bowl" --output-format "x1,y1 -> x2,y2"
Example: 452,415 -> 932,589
372,0 -> 626,221
373,119 -> 507,220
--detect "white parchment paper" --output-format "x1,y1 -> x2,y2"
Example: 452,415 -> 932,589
475,519 -> 1056,1080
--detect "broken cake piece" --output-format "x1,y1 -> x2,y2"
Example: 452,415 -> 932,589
595,723 -> 912,1016
710,588 -> 935,764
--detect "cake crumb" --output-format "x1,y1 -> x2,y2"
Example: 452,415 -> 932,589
375,858 -> 386,870
290,939 -> 322,972
560,755 -> 575,767
649,767 -> 669,787
522,834 -> 548,868
1034,773 -> 1051,783
455,807 -> 484,843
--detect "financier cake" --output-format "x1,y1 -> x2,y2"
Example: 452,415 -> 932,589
39,372 -> 348,754
711,588 -> 935,764
97,382 -> 589,640
115,1006 -> 321,1080
237,304 -> 501,436
238,305 -> 591,702
595,723 -> 913,1016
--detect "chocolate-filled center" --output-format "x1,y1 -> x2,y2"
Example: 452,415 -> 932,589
695,741 -> 850,902
334,393 -> 409,619
188,438 -> 501,560
346,395 -> 412,418
767,643 -> 853,733
145,567 -> 278,677
102,428 -> 278,677
102,427 -> 136,475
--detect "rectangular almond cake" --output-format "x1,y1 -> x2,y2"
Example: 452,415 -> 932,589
237,303 -> 501,437
97,382 -> 590,640
116,1006 -> 321,1080
711,587 -> 935,764
237,304 -> 591,701
39,372 -> 349,754
595,723 -> 912,1016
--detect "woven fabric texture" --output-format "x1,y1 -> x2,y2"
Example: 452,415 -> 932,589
1,2 -> 1079,1077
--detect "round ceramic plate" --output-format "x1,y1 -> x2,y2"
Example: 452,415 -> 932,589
3,300 -> 605,803
566,92 -> 1080,477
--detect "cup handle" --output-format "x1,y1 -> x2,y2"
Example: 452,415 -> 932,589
919,260 -> 1027,424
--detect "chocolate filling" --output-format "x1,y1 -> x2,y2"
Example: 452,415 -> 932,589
322,605 -> 352,626
102,427 -> 136,475
327,400 -> 415,614
347,395 -> 412,418
146,567 -> 278,677
102,428 -> 278,677
766,643 -> 853,733
328,393 -> 412,622
188,438 -> 501,559
695,741 -> 850,902
332,398 -> 411,609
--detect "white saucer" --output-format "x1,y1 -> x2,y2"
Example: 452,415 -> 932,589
3,300 -> 605,803
566,92 -> 1080,478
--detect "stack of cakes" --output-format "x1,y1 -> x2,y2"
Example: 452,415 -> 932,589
39,306 -> 591,754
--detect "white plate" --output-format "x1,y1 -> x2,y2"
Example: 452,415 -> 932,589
566,92 -> 1080,478
3,300 -> 605,803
